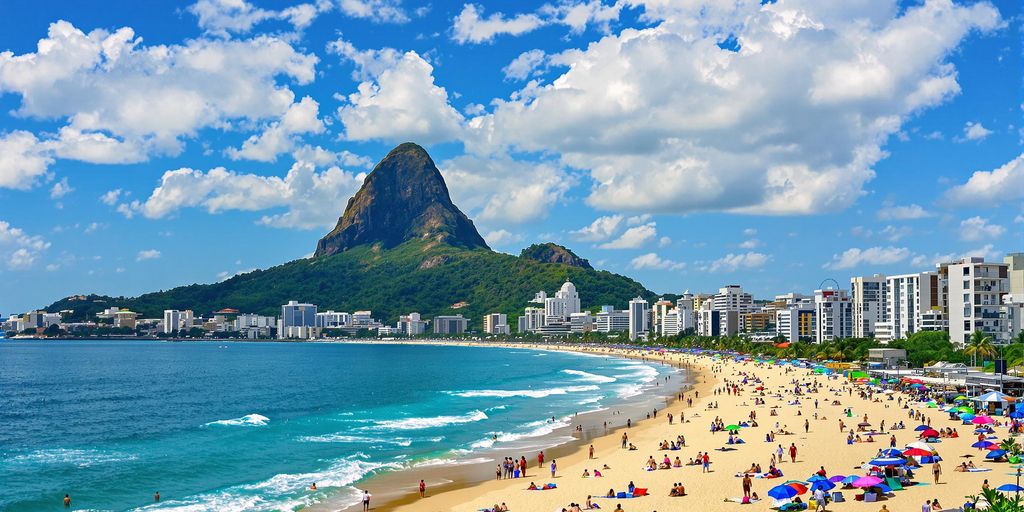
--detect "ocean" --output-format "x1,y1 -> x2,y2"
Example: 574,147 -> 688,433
0,340 -> 679,511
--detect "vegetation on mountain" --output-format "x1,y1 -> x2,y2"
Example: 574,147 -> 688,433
520,243 -> 593,269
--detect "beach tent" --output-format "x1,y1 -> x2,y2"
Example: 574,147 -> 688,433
975,391 -> 1010,403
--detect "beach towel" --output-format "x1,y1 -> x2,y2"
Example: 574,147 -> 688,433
966,468 -> 992,472
632,488 -> 648,497
727,497 -> 762,503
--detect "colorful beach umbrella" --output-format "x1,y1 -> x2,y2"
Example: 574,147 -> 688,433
841,475 -> 859,485
852,476 -> 883,488
904,448 -> 934,457
997,484 -> 1024,492
914,425 -> 932,431
786,482 -> 808,495
807,475 -> 827,482
974,416 -> 996,425
961,413 -> 977,421
880,448 -> 903,457
958,406 -> 976,413
725,424 -> 741,431
768,484 -> 799,500
1009,411 -> 1024,419
828,475 -> 846,483
973,441 -> 998,449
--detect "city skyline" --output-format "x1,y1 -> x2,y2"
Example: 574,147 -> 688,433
0,0 -> 1021,314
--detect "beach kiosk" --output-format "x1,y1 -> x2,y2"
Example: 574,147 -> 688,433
972,390 -> 1010,415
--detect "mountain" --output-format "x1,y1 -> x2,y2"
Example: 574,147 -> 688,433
45,143 -> 660,325
520,243 -> 593,269
315,142 -> 488,257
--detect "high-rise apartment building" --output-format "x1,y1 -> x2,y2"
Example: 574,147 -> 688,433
851,274 -> 886,338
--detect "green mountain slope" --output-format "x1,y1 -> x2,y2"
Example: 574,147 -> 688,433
47,240 -> 656,325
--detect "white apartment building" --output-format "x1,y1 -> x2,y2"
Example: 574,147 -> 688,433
399,312 -> 428,335
482,313 -> 510,335
569,312 -> 594,333
776,301 -> 815,342
628,297 -> 649,341
675,293 -> 695,333
697,301 -> 721,337
875,271 -> 945,343
544,281 -> 582,323
851,274 -> 886,338
518,307 -> 546,333
713,285 -> 753,336
351,311 -> 374,327
315,311 -> 350,328
162,309 -> 194,334
946,257 -> 1010,345
651,298 -> 673,335
595,306 -> 629,333
814,289 -> 852,343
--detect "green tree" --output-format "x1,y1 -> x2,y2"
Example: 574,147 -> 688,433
965,330 -> 997,367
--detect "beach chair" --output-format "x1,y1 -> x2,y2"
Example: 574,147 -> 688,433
831,491 -> 844,503
632,488 -> 648,497
864,492 -> 877,502
885,477 -> 903,491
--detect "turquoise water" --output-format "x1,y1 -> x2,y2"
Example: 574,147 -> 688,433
0,340 -> 672,511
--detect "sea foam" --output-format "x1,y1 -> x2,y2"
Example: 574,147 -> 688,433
450,385 -> 599,399
562,369 -> 617,383
360,410 -> 488,431
203,413 -> 270,427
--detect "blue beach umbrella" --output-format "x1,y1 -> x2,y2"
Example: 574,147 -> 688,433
914,425 -> 931,431
841,475 -> 859,485
810,480 -> 836,492
880,448 -> 903,457
1010,411 -> 1024,419
869,457 -> 906,466
961,413 -> 977,421
998,484 -> 1024,492
807,475 -> 827,482
973,441 -> 997,448
987,450 -> 1008,459
768,484 -> 799,500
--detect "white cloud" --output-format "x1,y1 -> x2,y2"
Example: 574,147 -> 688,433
452,4 -> 546,44
824,246 -> 911,270
50,177 -> 73,199
227,96 -> 325,161
338,0 -> 409,23
945,154 -> 1024,206
658,236 -> 671,247
465,0 -> 1002,216
707,252 -> 769,273
291,145 -> 373,168
132,161 -> 366,229
598,222 -> 656,249
742,228 -> 757,236
738,238 -> 760,249
877,203 -> 933,220
0,220 -> 50,270
100,189 -> 123,206
483,229 -> 523,246
958,216 -> 1004,242
136,249 -> 161,261
503,49 -> 547,81
327,36 -> 404,81
0,20 -> 318,169
0,131 -> 53,190
337,51 -> 464,144
188,0 -> 325,37
959,121 -> 993,142
880,224 -> 912,242
440,153 -> 572,226
570,215 -> 623,242
630,252 -> 685,271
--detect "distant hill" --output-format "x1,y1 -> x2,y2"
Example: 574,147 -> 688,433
45,143 -> 661,325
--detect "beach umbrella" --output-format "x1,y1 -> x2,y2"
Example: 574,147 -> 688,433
810,480 -> 836,492
768,484 -> 799,500
974,416 -> 996,425
987,450 -> 1008,459
807,475 -> 827,482
958,406 -> 976,413
841,475 -> 859,485
725,424 -> 741,431
852,476 -> 883,488
927,402 -> 939,408
904,448 -> 935,457
997,484 -> 1024,492
917,454 -> 943,464
828,475 -> 846,483
876,483 -> 893,493
961,413 -> 977,421
955,395 -> 968,401
880,448 -> 904,457
914,424 -> 932,431
973,441 -> 998,449
786,482 -> 808,495
1009,411 -> 1024,419
907,441 -> 935,452
870,457 -> 906,466
920,429 -> 940,438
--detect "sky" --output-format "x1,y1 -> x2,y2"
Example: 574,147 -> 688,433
0,0 -> 1021,315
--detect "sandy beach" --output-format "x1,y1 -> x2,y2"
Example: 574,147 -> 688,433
375,347 -> 1001,512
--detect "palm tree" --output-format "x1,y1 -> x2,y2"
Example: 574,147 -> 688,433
965,330 -> 997,367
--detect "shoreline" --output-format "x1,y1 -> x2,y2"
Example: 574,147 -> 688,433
314,341 -> 710,512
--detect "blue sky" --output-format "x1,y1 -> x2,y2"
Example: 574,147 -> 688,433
0,0 -> 1021,315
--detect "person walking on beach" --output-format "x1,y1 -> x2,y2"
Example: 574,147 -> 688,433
777,444 -> 784,463
702,452 -> 711,473
804,419 -> 809,433
538,451 -> 545,468
64,494 -> 71,508
589,444 -> 595,459
419,479 -> 426,498
551,459 -> 557,478
932,461 -> 942,484
742,474 -> 752,498
789,443 -> 797,463
621,433 -> 628,449
362,490 -> 371,511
